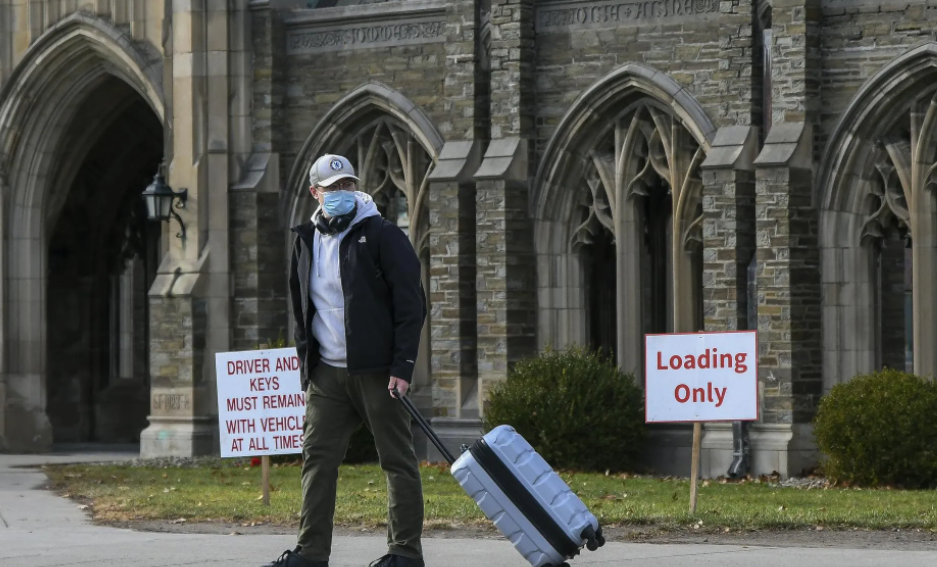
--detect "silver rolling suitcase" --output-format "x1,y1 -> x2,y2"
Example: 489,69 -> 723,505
395,390 -> 606,567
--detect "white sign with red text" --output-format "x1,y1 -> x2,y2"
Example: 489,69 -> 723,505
645,331 -> 758,423
215,348 -> 305,457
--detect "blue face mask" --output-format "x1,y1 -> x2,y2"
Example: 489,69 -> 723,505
322,190 -> 356,217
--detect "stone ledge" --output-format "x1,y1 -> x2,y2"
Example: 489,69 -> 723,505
701,126 -> 758,171
702,423 -> 819,479
140,416 -> 217,458
753,122 -> 812,170
231,152 -> 280,194
428,141 -> 484,184
474,137 -> 529,182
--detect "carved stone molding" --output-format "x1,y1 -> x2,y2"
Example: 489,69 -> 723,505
536,0 -> 720,34
284,0 -> 447,54
860,93 -> 937,247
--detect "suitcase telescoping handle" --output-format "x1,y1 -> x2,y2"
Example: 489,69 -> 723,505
392,388 -> 457,465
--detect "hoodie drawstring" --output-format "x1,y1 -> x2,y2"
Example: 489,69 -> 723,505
314,231 -> 321,278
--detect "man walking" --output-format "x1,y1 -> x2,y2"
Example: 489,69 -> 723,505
264,154 -> 427,567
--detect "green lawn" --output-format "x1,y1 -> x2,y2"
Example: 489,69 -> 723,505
43,461 -> 937,532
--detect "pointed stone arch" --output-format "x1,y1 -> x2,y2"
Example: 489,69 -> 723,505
285,82 -> 443,225
532,63 -> 715,377
817,42 -> 937,390
0,12 -> 165,451
284,82 -> 442,397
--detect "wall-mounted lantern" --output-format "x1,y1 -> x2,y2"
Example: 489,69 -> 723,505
141,165 -> 187,241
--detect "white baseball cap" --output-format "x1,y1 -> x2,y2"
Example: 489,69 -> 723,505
308,154 -> 360,187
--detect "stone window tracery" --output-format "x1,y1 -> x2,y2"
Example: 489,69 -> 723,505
858,95 -> 937,374
351,117 -> 432,255
570,102 -> 705,361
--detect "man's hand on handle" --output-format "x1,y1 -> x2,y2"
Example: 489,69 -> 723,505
389,376 -> 408,398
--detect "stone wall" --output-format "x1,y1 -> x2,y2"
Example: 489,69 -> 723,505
231,189 -> 288,351
819,0 -> 937,158
427,0 -> 485,420
251,8 -> 289,161
534,0 -> 726,158
280,7 -> 449,179
474,0 -> 538,407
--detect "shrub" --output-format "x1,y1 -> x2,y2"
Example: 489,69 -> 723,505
813,368 -> 937,488
482,346 -> 646,473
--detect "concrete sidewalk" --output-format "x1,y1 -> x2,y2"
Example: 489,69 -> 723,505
1,449 -> 935,566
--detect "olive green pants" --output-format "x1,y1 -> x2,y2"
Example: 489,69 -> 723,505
297,363 -> 424,562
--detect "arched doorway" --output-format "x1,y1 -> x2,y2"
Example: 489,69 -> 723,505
0,14 -> 166,450
45,79 -> 164,443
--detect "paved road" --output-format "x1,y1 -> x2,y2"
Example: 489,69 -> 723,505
1,448 -> 935,566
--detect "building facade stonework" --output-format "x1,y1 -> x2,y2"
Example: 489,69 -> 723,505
0,0 -> 934,478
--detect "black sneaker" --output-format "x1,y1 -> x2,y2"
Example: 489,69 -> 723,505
368,554 -> 425,567
262,547 -> 328,567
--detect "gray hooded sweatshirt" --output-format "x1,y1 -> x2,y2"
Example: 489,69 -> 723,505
309,191 -> 381,368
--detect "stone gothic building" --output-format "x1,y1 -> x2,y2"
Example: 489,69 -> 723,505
0,0 -> 933,478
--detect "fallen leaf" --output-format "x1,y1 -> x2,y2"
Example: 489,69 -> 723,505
170,518 -> 187,524
77,505 -> 89,511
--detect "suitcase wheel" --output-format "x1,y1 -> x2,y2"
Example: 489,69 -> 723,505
581,525 -> 605,551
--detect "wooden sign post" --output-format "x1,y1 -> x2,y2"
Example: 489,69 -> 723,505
262,455 -> 271,506
644,331 -> 759,515
688,421 -> 701,514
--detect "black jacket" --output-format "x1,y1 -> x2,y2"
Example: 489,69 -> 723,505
289,214 -> 426,389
